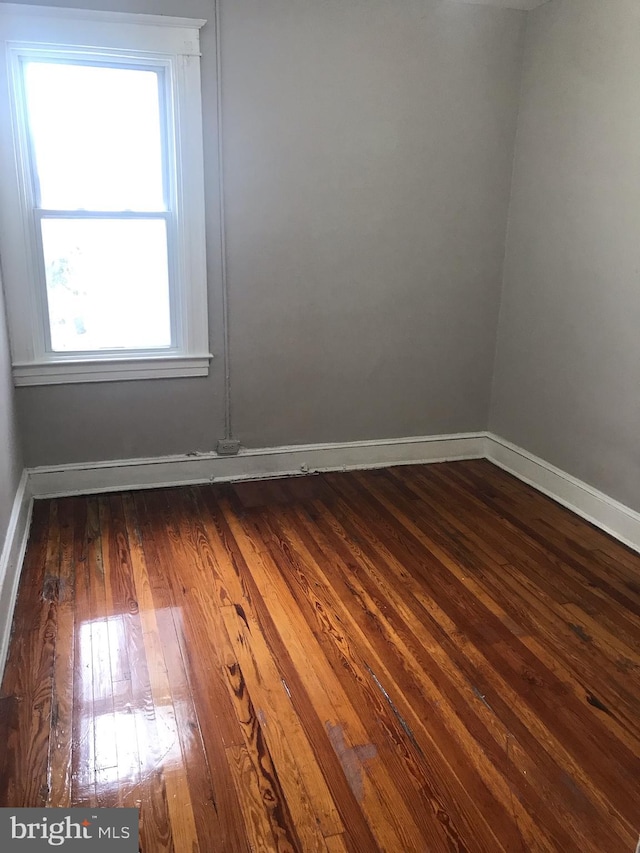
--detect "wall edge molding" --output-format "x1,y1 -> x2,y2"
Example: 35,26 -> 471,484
27,432 -> 487,498
0,469 -> 33,678
484,433 -> 640,555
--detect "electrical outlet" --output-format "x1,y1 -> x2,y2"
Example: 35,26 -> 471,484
216,439 -> 241,456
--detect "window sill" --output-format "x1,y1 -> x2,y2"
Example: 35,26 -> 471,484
12,353 -> 213,386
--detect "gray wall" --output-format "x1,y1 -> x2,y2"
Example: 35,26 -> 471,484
0,267 -> 23,555
490,0 -> 640,512
6,0 -> 526,464
221,0 -> 525,448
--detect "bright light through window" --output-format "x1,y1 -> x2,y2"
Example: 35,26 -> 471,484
42,218 -> 171,351
23,61 -> 171,353
24,62 -> 165,211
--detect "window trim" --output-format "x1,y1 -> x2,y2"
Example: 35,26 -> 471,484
0,5 -> 211,386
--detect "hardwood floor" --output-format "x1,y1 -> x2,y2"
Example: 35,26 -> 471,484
1,459 -> 639,852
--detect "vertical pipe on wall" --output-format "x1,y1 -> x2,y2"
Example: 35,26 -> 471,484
214,0 -> 233,440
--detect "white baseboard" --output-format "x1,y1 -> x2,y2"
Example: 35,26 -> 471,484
28,432 -> 486,498
0,470 -> 32,677
485,433 -> 640,555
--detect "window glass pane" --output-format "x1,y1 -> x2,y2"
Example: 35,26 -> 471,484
41,218 -> 171,352
24,62 -> 165,211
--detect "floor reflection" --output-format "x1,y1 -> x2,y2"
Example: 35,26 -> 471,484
76,611 -> 185,795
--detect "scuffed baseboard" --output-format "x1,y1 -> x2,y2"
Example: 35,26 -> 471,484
27,432 -> 486,498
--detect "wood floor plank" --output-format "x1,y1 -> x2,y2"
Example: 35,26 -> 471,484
48,498 -> 83,807
83,497 -> 123,810
100,494 -> 176,850
220,600 -> 343,842
2,462 -> 640,852
136,488 -> 251,853
323,834 -> 350,853
122,494 -> 197,853
5,500 -> 60,807
221,646 -> 303,853
71,496 -> 95,806
188,488 -> 344,841
225,742 -> 282,851
133,488 -> 223,853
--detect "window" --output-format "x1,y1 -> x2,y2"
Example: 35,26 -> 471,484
0,6 -> 210,384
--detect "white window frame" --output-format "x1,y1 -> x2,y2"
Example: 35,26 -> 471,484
0,4 -> 211,385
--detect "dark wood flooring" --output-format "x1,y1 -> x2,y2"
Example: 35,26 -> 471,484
0,460 -> 639,852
